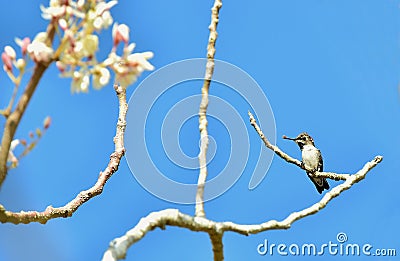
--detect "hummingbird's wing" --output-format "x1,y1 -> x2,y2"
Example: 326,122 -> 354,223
318,150 -> 330,190
317,149 -> 323,172
308,149 -> 329,193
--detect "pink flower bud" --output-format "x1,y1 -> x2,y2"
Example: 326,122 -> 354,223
2,52 -> 13,72
21,38 -> 31,56
15,37 -> 31,56
56,61 -> 66,73
43,116 -> 51,130
112,23 -> 130,46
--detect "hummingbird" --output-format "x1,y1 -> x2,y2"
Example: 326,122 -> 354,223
283,132 -> 329,194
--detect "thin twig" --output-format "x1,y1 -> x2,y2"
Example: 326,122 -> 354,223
196,0 -> 223,219
0,84 -> 127,224
0,23 -> 56,187
102,154 -> 382,261
4,80 -> 21,118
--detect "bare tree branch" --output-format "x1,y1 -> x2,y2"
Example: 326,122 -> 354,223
0,23 -> 56,187
0,84 -> 127,224
196,0 -> 223,219
102,154 -> 382,260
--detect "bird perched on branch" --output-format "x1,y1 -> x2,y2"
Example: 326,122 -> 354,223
283,132 -> 329,194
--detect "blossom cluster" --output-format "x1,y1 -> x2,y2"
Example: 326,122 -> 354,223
2,0 -> 154,92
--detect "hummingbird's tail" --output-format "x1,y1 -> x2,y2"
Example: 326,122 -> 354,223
307,173 -> 330,194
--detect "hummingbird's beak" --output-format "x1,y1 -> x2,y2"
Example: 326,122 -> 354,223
282,135 -> 296,141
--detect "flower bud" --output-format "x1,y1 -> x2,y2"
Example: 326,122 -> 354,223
112,23 -> 130,46
1,52 -> 13,72
4,46 -> 16,60
16,59 -> 25,70
43,116 -> 51,130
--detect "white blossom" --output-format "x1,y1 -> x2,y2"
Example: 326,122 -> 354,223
72,71 -> 90,93
74,34 -> 99,57
127,52 -> 154,71
92,66 -> 110,89
93,10 -> 113,30
104,44 -> 154,87
40,4 -> 65,19
96,1 -> 118,16
103,52 -> 119,67
27,39 -> 53,63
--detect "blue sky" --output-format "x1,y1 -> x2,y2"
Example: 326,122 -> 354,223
1,0 -> 400,260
